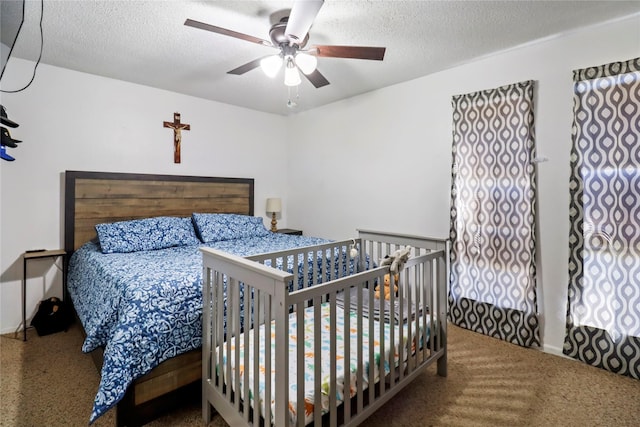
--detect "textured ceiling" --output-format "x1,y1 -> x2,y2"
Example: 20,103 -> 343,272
2,1 -> 640,116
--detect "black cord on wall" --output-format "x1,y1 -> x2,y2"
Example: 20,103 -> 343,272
0,0 -> 44,93
0,0 -> 25,81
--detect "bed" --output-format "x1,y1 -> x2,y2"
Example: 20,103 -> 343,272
201,230 -> 449,426
64,171 -> 333,426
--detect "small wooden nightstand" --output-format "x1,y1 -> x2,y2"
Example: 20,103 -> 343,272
276,228 -> 302,236
22,249 -> 66,341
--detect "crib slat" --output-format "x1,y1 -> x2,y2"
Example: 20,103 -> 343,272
264,294 -> 272,426
367,280 -> 375,405
342,285 -> 351,424
356,283 -> 364,414
219,275 -> 227,390
313,297 -> 322,426
231,278 -> 241,412
424,260 -> 432,361
437,246 -> 449,377
296,304 -> 305,427
202,268 -> 212,422
242,284 -> 251,423
387,272 -> 395,389
404,268 -> 412,375
411,265 -> 420,370
313,249 -> 319,289
398,271 -> 405,383
322,249 -> 328,288
417,262 -> 423,364
274,281 -> 290,427
303,251 -> 310,291
216,272 -> 224,391
412,266 -> 419,370
331,246 -> 336,281
402,269 -> 410,378
329,289 -> 338,427
252,290 -> 261,427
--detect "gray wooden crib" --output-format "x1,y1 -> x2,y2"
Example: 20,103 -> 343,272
201,230 -> 449,426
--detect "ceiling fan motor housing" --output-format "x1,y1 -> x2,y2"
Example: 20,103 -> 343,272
270,17 -> 309,48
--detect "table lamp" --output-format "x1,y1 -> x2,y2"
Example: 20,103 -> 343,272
266,198 -> 281,232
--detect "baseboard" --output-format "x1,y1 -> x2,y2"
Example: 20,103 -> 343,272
1,325 -> 23,336
543,343 -> 572,359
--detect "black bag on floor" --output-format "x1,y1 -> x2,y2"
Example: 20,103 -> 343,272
30,297 -> 73,336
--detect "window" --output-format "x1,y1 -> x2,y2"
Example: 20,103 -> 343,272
565,57 -> 640,379
449,80 -> 539,347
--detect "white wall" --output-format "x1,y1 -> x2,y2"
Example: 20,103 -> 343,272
0,59 -> 287,333
286,14 -> 640,354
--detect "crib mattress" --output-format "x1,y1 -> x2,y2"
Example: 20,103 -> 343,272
220,301 -> 428,426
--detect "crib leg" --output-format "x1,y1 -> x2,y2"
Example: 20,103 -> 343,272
202,379 -> 213,425
437,353 -> 447,377
437,326 -> 448,377
203,400 -> 213,424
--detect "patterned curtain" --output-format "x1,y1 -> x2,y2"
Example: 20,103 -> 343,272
449,80 -> 540,348
565,57 -> 640,379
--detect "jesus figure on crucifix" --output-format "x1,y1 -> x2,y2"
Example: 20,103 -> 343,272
163,112 -> 191,163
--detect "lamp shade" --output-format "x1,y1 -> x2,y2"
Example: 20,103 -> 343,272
266,198 -> 281,213
283,56 -> 300,87
260,55 -> 282,78
295,52 -> 317,75
284,63 -> 301,87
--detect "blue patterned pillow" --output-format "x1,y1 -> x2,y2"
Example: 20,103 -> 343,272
96,216 -> 201,254
192,213 -> 270,243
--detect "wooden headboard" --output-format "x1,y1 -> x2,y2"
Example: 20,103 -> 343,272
64,171 -> 254,252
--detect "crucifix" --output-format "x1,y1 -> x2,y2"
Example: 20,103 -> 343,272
163,112 -> 190,163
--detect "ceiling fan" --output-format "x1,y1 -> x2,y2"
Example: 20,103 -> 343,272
184,0 -> 386,89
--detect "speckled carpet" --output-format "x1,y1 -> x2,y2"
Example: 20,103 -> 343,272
1,322 -> 638,427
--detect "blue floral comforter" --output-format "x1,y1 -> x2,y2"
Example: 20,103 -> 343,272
67,233 -> 330,423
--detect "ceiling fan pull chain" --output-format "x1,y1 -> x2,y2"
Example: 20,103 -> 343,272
287,86 -> 299,109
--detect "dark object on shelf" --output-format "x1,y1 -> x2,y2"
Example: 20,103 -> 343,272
1,119 -> 22,162
0,105 -> 19,128
1,126 -> 21,147
1,145 -> 15,161
30,297 -> 73,336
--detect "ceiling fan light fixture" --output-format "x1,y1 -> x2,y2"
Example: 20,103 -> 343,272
260,55 -> 282,78
295,52 -> 317,75
186,0 -> 386,94
284,57 -> 301,87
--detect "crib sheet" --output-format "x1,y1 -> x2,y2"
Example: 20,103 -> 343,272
220,301 -> 428,426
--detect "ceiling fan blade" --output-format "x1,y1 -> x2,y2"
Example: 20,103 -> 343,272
304,68 -> 330,88
228,57 -> 266,75
313,45 -> 386,61
184,18 -> 272,47
285,0 -> 324,45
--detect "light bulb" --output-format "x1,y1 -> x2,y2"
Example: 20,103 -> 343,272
260,55 -> 282,78
295,52 -> 317,75
284,57 -> 301,87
